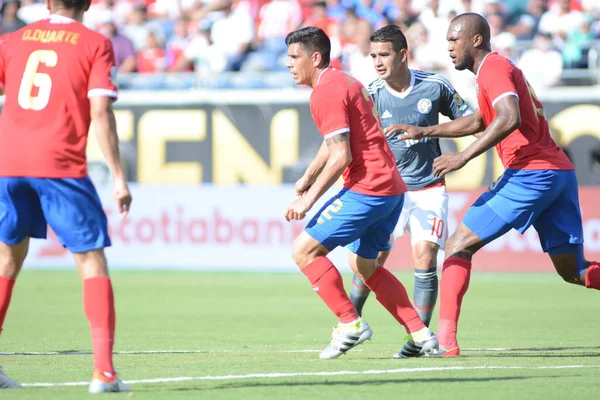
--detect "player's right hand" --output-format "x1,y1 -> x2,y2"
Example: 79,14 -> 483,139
113,177 -> 132,219
385,124 -> 425,141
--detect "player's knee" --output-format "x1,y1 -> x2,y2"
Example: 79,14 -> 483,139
291,232 -> 328,268
413,244 -> 438,270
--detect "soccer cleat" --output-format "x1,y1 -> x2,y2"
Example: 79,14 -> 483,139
88,370 -> 131,394
319,318 -> 373,359
392,330 -> 439,359
432,343 -> 461,357
0,366 -> 21,389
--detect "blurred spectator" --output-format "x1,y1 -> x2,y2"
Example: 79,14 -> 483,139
0,0 -> 26,34
562,14 -> 596,68
343,18 -> 377,86
243,0 -> 302,71
97,16 -> 137,73
166,17 -> 194,71
17,0 -> 47,24
538,0 -> 586,45
410,21 -> 448,70
136,31 -> 167,73
209,0 -> 254,72
300,1 -> 343,68
392,0 -> 419,31
518,32 -> 563,92
122,2 -> 166,51
505,0 -> 546,40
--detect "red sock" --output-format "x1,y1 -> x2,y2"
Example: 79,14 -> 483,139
585,262 -> 600,289
83,277 -> 116,375
438,256 -> 472,346
365,267 -> 425,333
302,257 -> 359,323
0,277 -> 15,335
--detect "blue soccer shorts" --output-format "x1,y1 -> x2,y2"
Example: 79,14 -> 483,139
304,188 -> 403,259
0,177 -> 111,252
462,169 -> 583,253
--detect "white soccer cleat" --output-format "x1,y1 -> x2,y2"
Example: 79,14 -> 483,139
0,366 -> 21,389
319,318 -> 373,360
88,371 -> 131,394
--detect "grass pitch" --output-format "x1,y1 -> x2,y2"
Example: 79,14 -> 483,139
1,270 -> 599,399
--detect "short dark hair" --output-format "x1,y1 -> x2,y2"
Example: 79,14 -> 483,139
52,0 -> 89,11
370,25 -> 408,53
285,26 -> 331,68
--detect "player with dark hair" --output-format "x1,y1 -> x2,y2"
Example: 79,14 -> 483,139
348,24 -> 472,358
396,13 -> 600,357
284,26 -> 438,360
0,0 -> 132,392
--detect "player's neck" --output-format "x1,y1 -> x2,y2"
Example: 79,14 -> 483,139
50,7 -> 84,22
385,67 -> 411,93
311,67 -> 328,88
471,50 -> 492,75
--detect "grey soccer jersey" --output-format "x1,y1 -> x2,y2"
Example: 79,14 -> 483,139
368,70 -> 472,190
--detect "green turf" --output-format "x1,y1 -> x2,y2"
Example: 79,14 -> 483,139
1,270 -> 599,399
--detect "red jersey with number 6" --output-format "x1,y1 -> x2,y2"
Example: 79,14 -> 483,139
475,52 -> 573,170
0,14 -> 118,178
310,68 -> 406,196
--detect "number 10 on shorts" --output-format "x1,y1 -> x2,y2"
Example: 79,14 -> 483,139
430,216 -> 445,239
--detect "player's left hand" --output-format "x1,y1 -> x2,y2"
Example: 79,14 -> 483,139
433,152 -> 468,178
113,177 -> 132,219
285,196 -> 313,222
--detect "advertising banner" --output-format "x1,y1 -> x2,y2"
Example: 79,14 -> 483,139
24,185 -> 600,273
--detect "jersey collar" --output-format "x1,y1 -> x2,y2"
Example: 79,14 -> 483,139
315,67 -> 331,87
384,69 -> 415,99
47,14 -> 77,24
476,52 -> 496,78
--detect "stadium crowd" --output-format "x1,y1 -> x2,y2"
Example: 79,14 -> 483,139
1,0 -> 599,91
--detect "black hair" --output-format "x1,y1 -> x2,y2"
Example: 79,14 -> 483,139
52,0 -> 89,11
285,26 -> 331,68
370,24 -> 408,53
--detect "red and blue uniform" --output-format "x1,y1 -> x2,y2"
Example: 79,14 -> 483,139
304,68 -> 406,259
463,52 -> 583,268
0,15 -> 116,251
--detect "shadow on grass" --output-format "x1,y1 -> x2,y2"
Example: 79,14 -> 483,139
147,375 -> 561,392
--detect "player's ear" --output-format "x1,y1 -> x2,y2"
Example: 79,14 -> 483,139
473,33 -> 483,49
312,51 -> 322,68
85,0 -> 92,12
399,49 -> 408,63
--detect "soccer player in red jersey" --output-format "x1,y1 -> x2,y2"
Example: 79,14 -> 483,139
396,13 -> 600,357
284,26 -> 438,359
0,0 -> 132,392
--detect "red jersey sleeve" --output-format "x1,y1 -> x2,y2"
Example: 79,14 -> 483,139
88,37 -> 118,99
310,84 -> 350,140
479,57 -> 518,108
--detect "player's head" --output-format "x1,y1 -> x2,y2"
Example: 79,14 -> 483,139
285,27 -> 331,88
369,24 -> 408,81
47,0 -> 91,13
446,13 -> 491,72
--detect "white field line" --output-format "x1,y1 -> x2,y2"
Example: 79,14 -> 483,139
21,365 -> 600,388
2,346 -> 597,356
0,349 -> 328,356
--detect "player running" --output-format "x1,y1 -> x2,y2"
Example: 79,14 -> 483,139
348,24 -> 473,359
0,0 -> 132,392
284,26 -> 438,360
395,13 -> 600,357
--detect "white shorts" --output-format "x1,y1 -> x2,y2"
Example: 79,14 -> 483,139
394,184 -> 449,249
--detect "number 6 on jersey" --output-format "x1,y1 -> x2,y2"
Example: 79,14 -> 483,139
18,50 -> 58,111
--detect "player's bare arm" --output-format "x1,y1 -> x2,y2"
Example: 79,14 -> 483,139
295,141 -> 329,196
90,96 -> 132,218
392,109 -> 485,141
433,96 -> 521,178
285,132 -> 351,221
